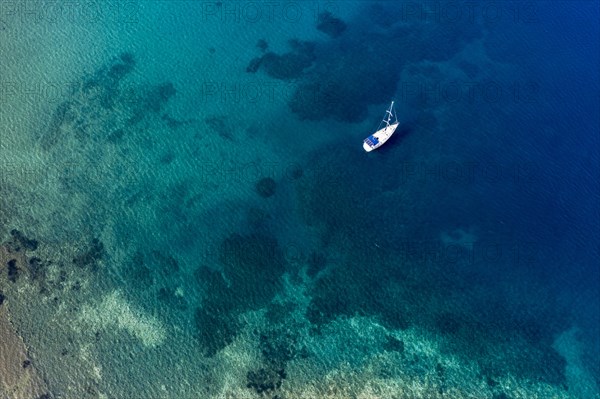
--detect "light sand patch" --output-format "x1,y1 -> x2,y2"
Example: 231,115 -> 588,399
0,306 -> 49,399
77,290 -> 166,348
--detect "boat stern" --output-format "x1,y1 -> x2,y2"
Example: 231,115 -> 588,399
363,135 -> 379,152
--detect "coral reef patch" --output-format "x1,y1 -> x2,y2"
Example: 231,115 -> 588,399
316,11 -> 347,38
256,177 -> 277,198
246,39 -> 316,80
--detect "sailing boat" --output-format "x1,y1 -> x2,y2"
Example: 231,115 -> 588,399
363,101 -> 399,152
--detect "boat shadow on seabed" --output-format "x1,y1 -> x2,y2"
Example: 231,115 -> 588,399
368,123 -> 413,155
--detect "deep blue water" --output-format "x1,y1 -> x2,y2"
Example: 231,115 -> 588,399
1,1 -> 599,398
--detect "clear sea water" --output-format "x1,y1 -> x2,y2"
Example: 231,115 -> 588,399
0,1 -> 598,398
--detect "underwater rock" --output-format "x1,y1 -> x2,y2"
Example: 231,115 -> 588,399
0,291 -> 5,305
205,116 -> 234,140
129,251 -> 154,287
218,233 -> 285,309
288,79 -> 371,123
41,101 -> 72,149
306,251 -> 326,278
287,163 -> 303,180
142,82 -> 177,113
27,257 -> 46,281
72,238 -> 104,269
305,253 -> 409,331
285,24 -> 407,123
194,267 -> 240,355
265,302 -> 296,324
246,367 -> 286,395
286,7 -> 481,122
193,234 -> 287,354
256,177 -> 276,198
435,312 -> 461,335
246,57 -> 263,73
107,52 -> 135,80
259,328 -> 301,367
219,233 -> 284,278
157,287 -> 187,310
7,259 -> 19,283
161,113 -> 193,129
9,229 -> 39,252
247,207 -> 271,229
316,11 -> 347,38
256,39 -> 268,52
194,266 -> 220,288
194,303 -> 238,357
159,152 -> 175,165
106,128 -> 125,143
150,250 -> 179,276
91,52 -> 137,109
127,81 -> 177,123
107,60 -> 132,81
119,51 -> 135,66
306,272 -> 356,327
290,67 -> 395,122
250,39 -> 316,80
296,146 -> 373,232
383,335 -> 405,353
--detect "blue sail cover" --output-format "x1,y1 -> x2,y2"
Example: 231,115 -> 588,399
364,135 -> 379,146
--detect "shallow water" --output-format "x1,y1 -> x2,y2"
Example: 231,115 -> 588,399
1,1 -> 599,398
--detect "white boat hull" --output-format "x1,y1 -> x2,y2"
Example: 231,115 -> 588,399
363,122 -> 399,152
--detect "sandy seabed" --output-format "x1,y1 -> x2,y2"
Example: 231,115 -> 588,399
0,247 -> 49,399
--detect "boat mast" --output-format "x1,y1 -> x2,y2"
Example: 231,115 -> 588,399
383,101 -> 395,127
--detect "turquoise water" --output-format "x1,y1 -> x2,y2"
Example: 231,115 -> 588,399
1,1 -> 599,398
